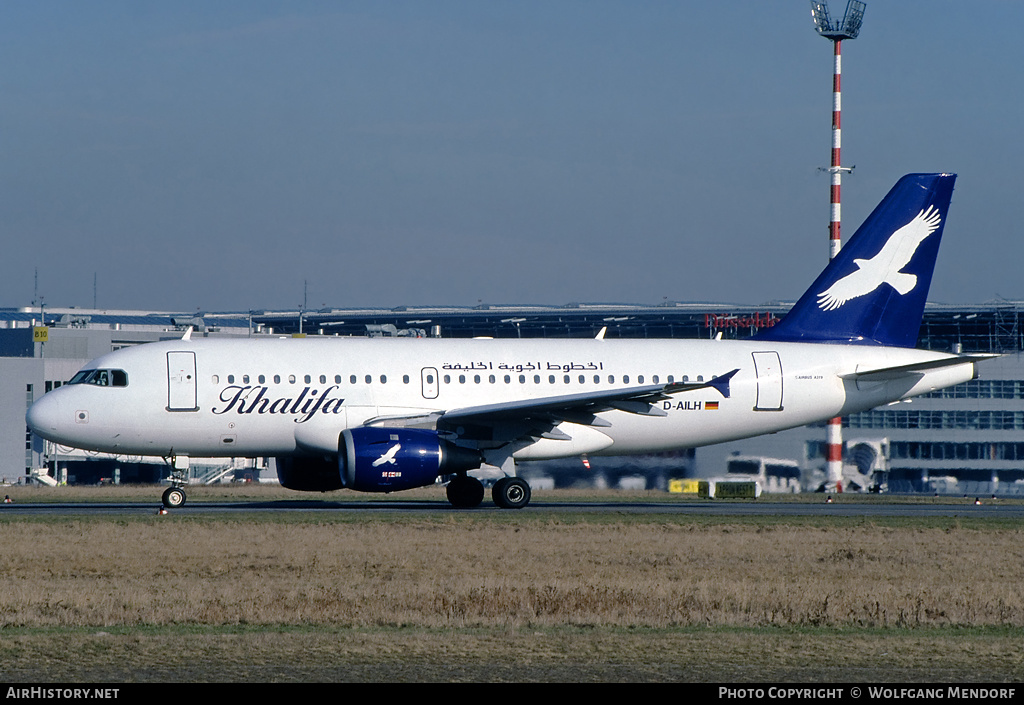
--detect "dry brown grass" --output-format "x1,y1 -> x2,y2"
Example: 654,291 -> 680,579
1,517 -> 1021,630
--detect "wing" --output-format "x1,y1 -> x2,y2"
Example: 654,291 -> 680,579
365,369 -> 740,444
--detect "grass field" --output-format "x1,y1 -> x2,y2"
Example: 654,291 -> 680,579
0,484 -> 1022,682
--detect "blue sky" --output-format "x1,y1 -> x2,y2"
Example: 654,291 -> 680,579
2,1 -> 1020,313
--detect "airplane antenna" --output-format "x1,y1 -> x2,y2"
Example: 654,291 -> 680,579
811,0 -> 866,494
300,280 -> 307,335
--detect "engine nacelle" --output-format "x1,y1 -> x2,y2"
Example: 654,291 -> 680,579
276,428 -> 483,493
340,427 -> 483,492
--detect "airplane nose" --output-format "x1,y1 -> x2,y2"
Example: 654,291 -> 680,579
26,392 -> 67,441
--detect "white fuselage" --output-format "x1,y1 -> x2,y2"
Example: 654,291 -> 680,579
27,336 -> 977,463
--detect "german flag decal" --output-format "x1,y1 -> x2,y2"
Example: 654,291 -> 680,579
705,401 -> 720,410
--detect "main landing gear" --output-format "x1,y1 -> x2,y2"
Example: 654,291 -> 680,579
446,475 -> 485,508
445,474 -> 531,509
492,476 -> 531,509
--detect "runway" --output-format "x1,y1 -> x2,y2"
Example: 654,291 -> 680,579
3,497 -> 1022,519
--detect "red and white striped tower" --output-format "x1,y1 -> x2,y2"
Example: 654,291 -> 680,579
829,38 -> 844,261
826,38 -> 844,492
811,1 -> 866,492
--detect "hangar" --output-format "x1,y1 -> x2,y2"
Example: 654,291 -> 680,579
7,301 -> 1024,495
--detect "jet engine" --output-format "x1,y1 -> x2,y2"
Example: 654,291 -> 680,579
340,427 -> 483,492
276,427 -> 483,493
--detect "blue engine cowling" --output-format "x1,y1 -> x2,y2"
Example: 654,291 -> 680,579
341,427 -> 482,492
276,428 -> 482,493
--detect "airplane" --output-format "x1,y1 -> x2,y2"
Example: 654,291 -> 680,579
26,173 -> 992,510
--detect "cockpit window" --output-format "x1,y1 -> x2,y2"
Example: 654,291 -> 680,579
68,370 -> 93,385
68,369 -> 128,387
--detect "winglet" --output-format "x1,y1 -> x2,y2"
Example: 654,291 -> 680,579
757,173 -> 956,347
663,368 -> 740,399
707,368 -> 740,398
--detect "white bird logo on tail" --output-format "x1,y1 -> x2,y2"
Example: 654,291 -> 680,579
372,443 -> 402,467
817,205 -> 943,311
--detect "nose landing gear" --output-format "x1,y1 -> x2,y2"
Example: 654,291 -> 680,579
161,452 -> 190,508
161,486 -> 187,508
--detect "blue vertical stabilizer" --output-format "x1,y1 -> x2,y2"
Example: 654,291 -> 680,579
757,173 -> 956,347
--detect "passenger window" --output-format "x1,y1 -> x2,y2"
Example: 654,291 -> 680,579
459,375 -> 466,384
227,375 -> 235,384
474,375 -> 481,384
380,375 -> 387,384
320,375 -> 327,384
623,375 -> 630,384
563,375 -> 570,384
504,375 -> 511,384
259,375 -> 266,384
350,375 -> 357,384
444,375 -> 451,384
638,375 -> 644,384
243,375 -> 250,384
519,375 -> 526,384
274,375 -> 281,384
289,375 -> 296,384
579,375 -> 585,384
534,375 -> 541,384
304,375 -> 311,384
365,375 -> 372,384
212,375 -> 219,384
594,375 -> 600,384
548,375 -> 555,384
403,375 -> 411,384
335,375 -> 342,384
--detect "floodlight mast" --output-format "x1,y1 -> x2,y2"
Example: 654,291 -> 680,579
811,1 -> 866,494
811,0 -> 865,260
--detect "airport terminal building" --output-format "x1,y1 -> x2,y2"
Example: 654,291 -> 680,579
5,301 -> 1024,495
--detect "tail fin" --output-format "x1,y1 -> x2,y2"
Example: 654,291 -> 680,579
757,173 -> 956,347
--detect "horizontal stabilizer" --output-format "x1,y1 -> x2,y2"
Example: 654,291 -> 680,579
840,354 -> 997,382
